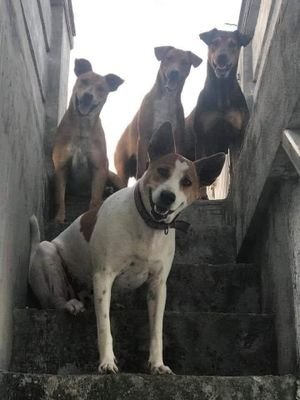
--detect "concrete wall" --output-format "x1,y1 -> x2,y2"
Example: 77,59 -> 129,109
209,0 -> 261,200
0,0 -> 74,369
237,147 -> 299,374
258,178 -> 299,374
234,0 -> 300,373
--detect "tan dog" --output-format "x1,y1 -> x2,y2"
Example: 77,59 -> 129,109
52,58 -> 124,223
29,122 -> 225,374
114,46 -> 202,185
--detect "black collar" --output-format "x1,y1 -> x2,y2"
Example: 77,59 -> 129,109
134,183 -> 189,234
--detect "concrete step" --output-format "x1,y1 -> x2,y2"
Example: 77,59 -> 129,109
27,263 -> 260,313
46,198 -> 235,264
112,263 -> 260,313
175,200 -> 236,264
11,309 -> 276,376
0,372 -> 296,400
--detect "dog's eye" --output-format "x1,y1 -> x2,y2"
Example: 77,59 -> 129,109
157,167 -> 170,178
181,176 -> 192,187
81,79 -> 90,86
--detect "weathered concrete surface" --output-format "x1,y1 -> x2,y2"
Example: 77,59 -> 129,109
46,198 -> 236,264
11,309 -> 276,376
45,0 -> 75,159
109,263 -> 260,313
240,180 -> 300,375
0,0 -> 48,369
0,0 -> 74,370
44,0 -> 76,214
175,200 -> 236,264
235,0 -> 300,375
167,263 -> 260,313
0,372 -> 296,400
233,0 -> 300,251
27,262 -> 261,314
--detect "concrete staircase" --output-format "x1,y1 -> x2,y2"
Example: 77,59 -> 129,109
0,197 -> 297,399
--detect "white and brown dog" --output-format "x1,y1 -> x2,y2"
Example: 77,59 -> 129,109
29,122 -> 225,374
52,58 -> 124,223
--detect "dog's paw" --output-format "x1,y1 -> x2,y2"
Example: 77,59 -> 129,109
98,361 -> 119,374
149,364 -> 174,375
64,299 -> 85,315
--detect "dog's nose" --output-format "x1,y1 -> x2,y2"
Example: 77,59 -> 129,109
216,54 -> 228,67
80,92 -> 93,106
169,70 -> 180,81
159,190 -> 176,206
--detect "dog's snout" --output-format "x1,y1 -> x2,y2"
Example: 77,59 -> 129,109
159,190 -> 176,206
169,70 -> 180,81
80,92 -> 93,106
216,54 -> 228,67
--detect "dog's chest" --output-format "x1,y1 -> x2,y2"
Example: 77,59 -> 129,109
153,95 -> 178,131
70,120 -> 94,170
201,108 -> 243,132
114,233 -> 173,290
73,119 -> 92,149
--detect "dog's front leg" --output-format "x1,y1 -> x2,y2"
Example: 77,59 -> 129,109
136,135 -> 149,180
93,271 -> 118,374
147,276 -> 173,375
90,166 -> 108,210
53,167 -> 67,223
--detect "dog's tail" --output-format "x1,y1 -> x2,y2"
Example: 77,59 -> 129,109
29,215 -> 41,265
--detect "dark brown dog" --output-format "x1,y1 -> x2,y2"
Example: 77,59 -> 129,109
114,46 -> 202,185
52,59 -> 124,223
185,29 -> 251,161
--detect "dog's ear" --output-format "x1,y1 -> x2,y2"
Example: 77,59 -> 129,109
154,46 -> 174,61
188,51 -> 202,68
199,28 -> 218,45
148,122 -> 175,162
235,30 -> 252,47
194,152 -> 225,187
74,59 -> 93,77
105,74 -> 124,92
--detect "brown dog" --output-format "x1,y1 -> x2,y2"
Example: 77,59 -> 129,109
52,59 -> 124,223
185,29 -> 251,161
114,46 -> 202,185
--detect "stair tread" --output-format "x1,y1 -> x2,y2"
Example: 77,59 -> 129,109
0,371 -> 296,400
46,197 -> 236,264
11,309 -> 276,376
28,262 -> 260,313
107,262 -> 260,313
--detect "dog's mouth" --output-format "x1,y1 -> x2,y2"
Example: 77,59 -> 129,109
152,204 -> 174,220
212,62 -> 233,78
165,80 -> 179,92
75,95 -> 101,116
149,189 -> 179,221
164,73 -> 183,92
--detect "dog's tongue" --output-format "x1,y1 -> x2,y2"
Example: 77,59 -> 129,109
78,104 -> 92,116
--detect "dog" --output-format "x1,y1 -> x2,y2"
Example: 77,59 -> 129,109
52,58 -> 124,223
185,28 -> 251,161
29,122 -> 225,375
114,46 -> 202,185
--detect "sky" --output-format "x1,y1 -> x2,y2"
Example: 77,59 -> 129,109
69,0 -> 242,171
